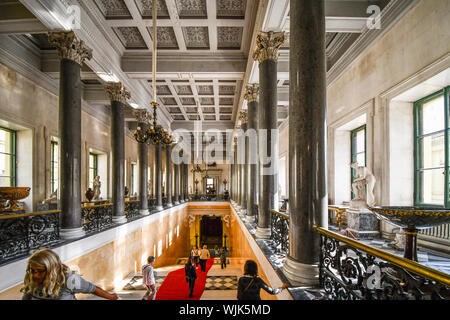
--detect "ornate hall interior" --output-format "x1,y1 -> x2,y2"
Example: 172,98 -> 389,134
0,0 -> 449,301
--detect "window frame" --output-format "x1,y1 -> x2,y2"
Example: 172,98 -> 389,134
350,124 -> 367,199
0,126 -> 17,187
89,153 -> 98,188
414,86 -> 449,208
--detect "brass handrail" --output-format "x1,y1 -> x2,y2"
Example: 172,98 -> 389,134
0,210 -> 61,220
82,203 -> 113,209
314,226 -> 450,287
270,209 -> 289,220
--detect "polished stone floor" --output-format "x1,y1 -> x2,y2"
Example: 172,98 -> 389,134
86,260 -> 244,300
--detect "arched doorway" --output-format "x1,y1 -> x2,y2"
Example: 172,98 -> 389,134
200,215 -> 223,248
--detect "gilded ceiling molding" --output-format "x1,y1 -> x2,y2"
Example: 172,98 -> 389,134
48,30 -> 93,66
244,83 -> 260,103
104,82 -> 131,104
252,31 -> 286,65
134,108 -> 151,124
239,110 -> 248,124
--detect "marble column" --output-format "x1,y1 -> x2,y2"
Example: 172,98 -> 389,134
135,109 -> 150,216
184,163 -> 189,201
48,31 -> 92,240
179,154 -> 185,203
239,111 -> 248,215
155,143 -> 163,211
253,31 -> 285,239
165,144 -> 173,207
174,162 -> 180,205
105,82 -> 130,224
245,84 -> 259,223
234,138 -> 239,205
281,0 -> 328,286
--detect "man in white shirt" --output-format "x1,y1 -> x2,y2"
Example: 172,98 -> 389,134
142,256 -> 156,300
199,245 -> 210,272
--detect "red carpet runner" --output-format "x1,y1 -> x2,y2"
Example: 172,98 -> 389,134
154,258 -> 215,300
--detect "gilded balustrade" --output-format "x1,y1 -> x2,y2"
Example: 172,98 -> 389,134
0,210 -> 60,265
315,226 -> 450,300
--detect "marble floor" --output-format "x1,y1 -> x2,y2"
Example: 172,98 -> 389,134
86,260 -> 244,300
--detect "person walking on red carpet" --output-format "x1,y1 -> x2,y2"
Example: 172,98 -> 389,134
142,256 -> 157,300
220,246 -> 227,269
185,256 -> 197,298
199,245 -> 210,272
190,246 -> 200,268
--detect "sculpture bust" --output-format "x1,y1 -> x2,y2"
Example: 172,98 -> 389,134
93,176 -> 101,200
350,163 -> 376,208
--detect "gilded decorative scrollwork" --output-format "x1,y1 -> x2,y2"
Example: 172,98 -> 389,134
104,82 -> 131,104
252,31 -> 286,64
244,84 -> 259,103
48,31 -> 93,66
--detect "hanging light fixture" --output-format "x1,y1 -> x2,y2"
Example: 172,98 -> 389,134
134,0 -> 173,146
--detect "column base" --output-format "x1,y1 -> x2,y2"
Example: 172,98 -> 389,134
281,256 -> 319,287
139,209 -> 150,216
255,227 -> 271,239
180,199 -> 185,203
156,206 -> 164,211
112,215 -> 127,225
239,209 -> 247,215
246,215 -> 256,223
174,201 -> 180,205
60,227 -> 85,240
166,203 -> 173,208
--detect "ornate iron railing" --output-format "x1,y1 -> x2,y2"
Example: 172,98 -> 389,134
0,210 -> 60,264
125,200 -> 140,221
81,203 -> 113,233
315,226 -> 450,300
270,209 -> 290,253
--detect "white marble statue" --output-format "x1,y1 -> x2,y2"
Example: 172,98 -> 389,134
350,163 -> 376,208
42,189 -> 57,204
93,176 -> 101,200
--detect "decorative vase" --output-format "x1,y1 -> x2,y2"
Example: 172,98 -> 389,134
85,188 -> 94,202
0,187 -> 31,212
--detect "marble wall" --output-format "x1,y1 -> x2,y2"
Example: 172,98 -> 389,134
0,62 -> 146,209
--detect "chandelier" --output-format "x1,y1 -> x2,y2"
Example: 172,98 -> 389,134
133,0 -> 173,146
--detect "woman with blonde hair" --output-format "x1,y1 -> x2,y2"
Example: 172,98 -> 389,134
22,248 -> 118,300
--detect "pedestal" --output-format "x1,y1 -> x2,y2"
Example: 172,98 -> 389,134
346,208 -> 380,239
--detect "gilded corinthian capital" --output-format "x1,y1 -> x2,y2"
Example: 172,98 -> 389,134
239,110 -> 248,124
244,84 -> 260,103
134,108 -> 150,124
48,31 -> 92,66
104,82 -> 131,104
252,31 -> 286,64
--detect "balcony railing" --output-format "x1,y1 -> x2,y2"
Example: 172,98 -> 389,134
315,226 -> 450,300
0,210 -> 60,264
0,197 -> 192,266
270,209 -> 290,254
124,200 -> 140,221
81,203 -> 113,233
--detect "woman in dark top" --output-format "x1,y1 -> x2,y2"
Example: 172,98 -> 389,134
237,260 -> 289,300
185,256 -> 197,298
